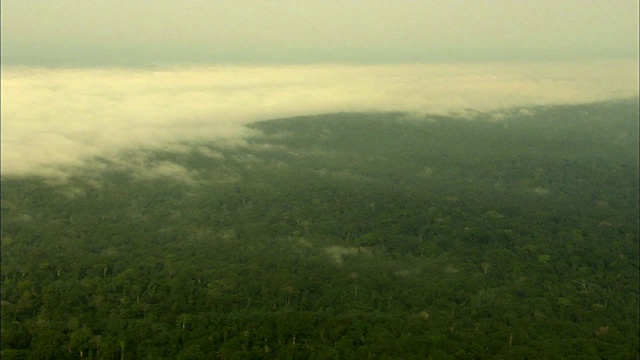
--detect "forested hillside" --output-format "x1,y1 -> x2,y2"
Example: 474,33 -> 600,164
1,99 -> 638,359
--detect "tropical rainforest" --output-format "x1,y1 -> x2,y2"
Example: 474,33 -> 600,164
1,99 -> 638,359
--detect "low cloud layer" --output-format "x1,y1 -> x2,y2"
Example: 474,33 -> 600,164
2,60 -> 638,178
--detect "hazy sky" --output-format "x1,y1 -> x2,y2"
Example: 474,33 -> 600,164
1,1 -> 638,178
2,0 -> 638,66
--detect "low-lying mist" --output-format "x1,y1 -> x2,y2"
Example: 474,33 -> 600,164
1,60 -> 637,178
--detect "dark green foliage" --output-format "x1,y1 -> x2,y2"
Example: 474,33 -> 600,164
1,99 -> 638,358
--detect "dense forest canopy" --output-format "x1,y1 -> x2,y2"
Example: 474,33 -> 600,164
1,99 -> 638,359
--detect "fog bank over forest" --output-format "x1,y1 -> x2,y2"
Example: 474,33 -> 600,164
2,60 -> 638,178
2,100 -> 638,358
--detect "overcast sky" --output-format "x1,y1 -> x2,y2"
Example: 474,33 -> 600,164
2,0 -> 638,66
1,1 -> 638,178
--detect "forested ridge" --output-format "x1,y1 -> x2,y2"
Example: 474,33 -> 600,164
1,99 -> 638,359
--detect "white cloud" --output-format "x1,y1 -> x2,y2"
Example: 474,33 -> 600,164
134,161 -> 198,184
1,60 -> 638,178
325,246 -> 371,266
